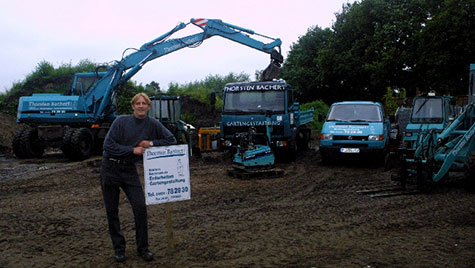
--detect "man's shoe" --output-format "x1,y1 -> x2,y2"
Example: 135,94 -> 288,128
114,251 -> 126,263
138,250 -> 154,261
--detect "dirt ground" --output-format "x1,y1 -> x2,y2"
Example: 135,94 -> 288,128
0,144 -> 474,268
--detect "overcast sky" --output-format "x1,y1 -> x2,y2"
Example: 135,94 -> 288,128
0,0 -> 349,93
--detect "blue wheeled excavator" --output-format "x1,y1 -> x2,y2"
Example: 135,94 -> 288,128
13,18 -> 283,160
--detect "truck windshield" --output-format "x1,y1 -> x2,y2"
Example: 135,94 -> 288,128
223,91 -> 285,112
411,98 -> 443,123
327,104 -> 382,122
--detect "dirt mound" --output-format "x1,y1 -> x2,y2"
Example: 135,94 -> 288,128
0,113 -> 20,155
179,95 -> 221,128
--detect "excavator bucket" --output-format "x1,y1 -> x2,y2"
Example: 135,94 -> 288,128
261,62 -> 281,81
260,50 -> 283,81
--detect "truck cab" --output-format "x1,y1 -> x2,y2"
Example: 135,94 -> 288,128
220,81 -> 313,159
319,101 -> 391,164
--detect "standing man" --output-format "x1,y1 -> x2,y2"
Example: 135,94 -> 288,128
100,93 -> 177,263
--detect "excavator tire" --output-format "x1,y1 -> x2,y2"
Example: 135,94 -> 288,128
12,128 -> 28,159
12,128 -> 44,159
60,127 -> 74,158
69,128 -> 93,160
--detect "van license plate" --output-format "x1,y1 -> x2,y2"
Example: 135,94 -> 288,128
341,148 -> 360,153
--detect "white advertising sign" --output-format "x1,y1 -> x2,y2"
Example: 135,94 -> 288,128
143,144 -> 191,205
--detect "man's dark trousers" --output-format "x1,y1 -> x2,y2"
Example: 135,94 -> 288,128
100,158 -> 149,253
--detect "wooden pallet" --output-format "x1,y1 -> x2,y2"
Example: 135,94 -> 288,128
227,168 -> 284,179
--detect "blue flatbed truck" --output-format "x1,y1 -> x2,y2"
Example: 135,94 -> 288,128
220,81 -> 314,160
319,101 -> 391,164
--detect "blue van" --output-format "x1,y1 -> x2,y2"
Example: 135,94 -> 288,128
319,101 -> 391,164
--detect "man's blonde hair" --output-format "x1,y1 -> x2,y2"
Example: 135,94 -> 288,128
130,93 -> 152,105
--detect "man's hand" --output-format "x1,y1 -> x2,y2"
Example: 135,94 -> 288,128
138,140 -> 152,148
133,146 -> 146,155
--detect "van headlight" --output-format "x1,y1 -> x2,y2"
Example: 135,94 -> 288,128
368,135 -> 383,141
320,133 -> 333,140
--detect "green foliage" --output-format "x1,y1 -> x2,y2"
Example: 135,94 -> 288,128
382,87 -> 408,115
115,81 -> 139,115
145,81 -> 160,93
0,58 -> 248,118
301,100 -> 329,133
33,61 -> 55,77
0,59 -> 98,115
398,88 -> 407,99
282,0 -> 475,105
181,112 -> 197,126
281,26 -> 333,103
382,87 -> 398,116
167,72 -> 249,109
169,73 -> 248,94
214,97 -> 223,112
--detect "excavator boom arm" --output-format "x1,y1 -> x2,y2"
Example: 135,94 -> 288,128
90,18 -> 283,119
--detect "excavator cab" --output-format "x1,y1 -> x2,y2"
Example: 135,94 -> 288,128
71,72 -> 106,96
148,95 -> 194,146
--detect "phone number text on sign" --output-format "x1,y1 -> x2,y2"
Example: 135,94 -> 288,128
143,144 -> 191,205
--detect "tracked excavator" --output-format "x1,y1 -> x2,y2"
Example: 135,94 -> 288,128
13,18 -> 283,160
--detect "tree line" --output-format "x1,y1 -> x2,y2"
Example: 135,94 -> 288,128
0,60 -> 251,116
281,0 -> 475,105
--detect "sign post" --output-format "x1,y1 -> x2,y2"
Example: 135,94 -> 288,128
165,203 -> 174,253
143,144 -> 191,254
